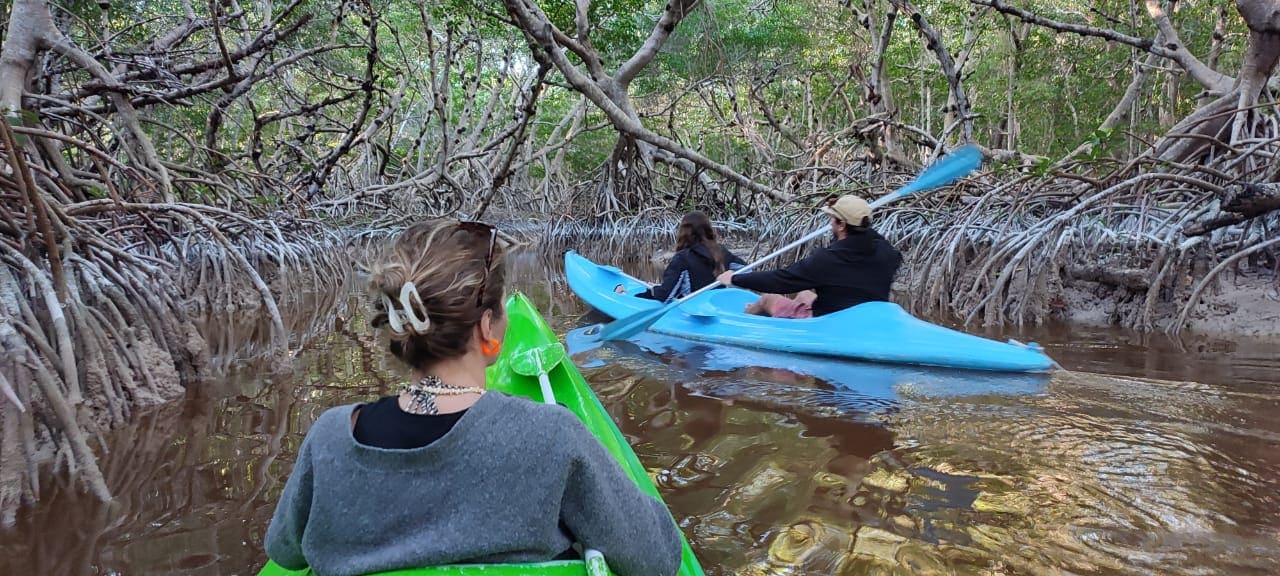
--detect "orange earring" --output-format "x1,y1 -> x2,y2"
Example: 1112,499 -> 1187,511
481,338 -> 502,356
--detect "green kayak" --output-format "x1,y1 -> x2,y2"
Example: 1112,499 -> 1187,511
259,292 -> 705,576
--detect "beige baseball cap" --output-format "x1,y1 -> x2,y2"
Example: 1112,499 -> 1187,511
820,195 -> 872,224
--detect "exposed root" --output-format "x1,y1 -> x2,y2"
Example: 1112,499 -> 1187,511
561,133 -> 1279,339
0,121 -> 351,524
1175,235 -> 1280,331
539,213 -> 762,264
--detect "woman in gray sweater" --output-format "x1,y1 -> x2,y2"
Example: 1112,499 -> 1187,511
264,220 -> 682,576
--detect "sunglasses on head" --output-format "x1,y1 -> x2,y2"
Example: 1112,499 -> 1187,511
457,221 -> 497,308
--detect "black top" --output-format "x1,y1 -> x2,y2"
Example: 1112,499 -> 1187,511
731,230 -> 902,316
352,395 -> 466,449
639,243 -> 746,301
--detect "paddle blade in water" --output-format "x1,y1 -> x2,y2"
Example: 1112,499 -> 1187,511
891,144 -> 983,198
509,341 -> 567,376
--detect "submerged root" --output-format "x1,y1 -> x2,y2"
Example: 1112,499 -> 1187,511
0,123 -> 351,524
0,209 -> 349,523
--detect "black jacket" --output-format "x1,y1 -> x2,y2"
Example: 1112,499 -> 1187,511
640,243 -> 746,301
731,230 -> 902,316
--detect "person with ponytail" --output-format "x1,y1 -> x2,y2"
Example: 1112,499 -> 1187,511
615,211 -> 746,302
265,220 -> 681,576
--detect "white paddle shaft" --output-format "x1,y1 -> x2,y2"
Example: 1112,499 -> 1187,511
534,356 -> 556,405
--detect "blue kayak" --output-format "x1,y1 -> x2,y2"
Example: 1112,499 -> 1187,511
566,326 -> 1050,401
564,250 -> 1055,373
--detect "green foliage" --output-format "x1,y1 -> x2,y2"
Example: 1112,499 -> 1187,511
542,0 -> 650,64
658,0 -> 827,79
1084,127 -> 1116,160
1030,155 -> 1052,178
28,0 -> 1260,208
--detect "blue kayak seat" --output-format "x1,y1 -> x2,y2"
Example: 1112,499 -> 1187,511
702,287 -> 760,314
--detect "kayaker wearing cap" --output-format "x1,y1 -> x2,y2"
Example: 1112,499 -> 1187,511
614,210 -> 746,302
265,220 -> 681,576
717,195 -> 903,317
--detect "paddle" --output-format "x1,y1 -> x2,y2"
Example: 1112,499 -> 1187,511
593,144 -> 984,342
509,341 -> 568,405
508,342 -> 613,576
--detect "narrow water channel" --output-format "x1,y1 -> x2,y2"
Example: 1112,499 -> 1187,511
2,251 -> 1278,575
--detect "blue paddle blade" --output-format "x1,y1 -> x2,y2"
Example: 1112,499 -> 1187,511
593,144 -> 984,343
895,144 -> 982,196
593,304 -> 673,342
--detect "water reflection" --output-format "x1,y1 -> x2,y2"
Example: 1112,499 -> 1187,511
0,324 -> 401,575
1,250 -> 1279,576
568,326 -> 1051,404
875,370 -> 1280,575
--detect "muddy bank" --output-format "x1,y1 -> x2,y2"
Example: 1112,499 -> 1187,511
1051,270 -> 1279,339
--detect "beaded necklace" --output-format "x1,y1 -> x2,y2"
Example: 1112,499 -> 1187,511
400,375 -> 486,415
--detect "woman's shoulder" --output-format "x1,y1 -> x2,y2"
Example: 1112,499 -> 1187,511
666,248 -> 695,265
308,403 -> 360,439
283,403 -> 360,458
677,244 -> 717,265
476,393 -> 593,445
354,395 -> 400,416
480,391 -> 580,426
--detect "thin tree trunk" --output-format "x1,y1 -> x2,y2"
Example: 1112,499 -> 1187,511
864,2 -> 904,163
894,0 -> 975,143
0,0 -> 45,112
1002,19 -> 1029,149
1231,29 -> 1280,141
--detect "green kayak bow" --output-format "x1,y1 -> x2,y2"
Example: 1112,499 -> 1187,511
258,292 -> 704,576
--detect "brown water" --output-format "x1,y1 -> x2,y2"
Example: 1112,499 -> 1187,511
3,252 -> 1279,575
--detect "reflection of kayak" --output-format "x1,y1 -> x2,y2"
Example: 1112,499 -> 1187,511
565,251 -> 1054,373
259,293 -> 705,576
566,326 -> 1050,403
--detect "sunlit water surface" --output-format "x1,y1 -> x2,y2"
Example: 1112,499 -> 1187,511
2,252 -> 1278,575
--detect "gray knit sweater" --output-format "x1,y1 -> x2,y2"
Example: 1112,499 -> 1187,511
264,392 -> 682,576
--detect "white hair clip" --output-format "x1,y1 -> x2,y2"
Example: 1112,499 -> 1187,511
381,292 -> 405,334
399,281 -> 432,333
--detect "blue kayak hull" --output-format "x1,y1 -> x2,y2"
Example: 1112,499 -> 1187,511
564,250 -> 1055,373
566,326 -> 1050,401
